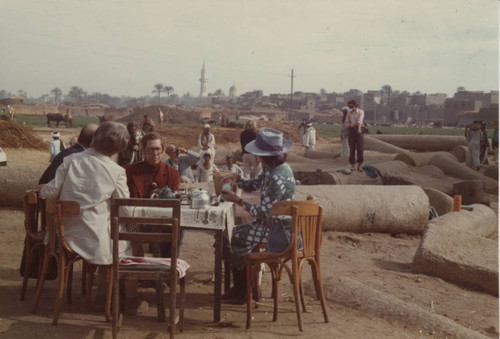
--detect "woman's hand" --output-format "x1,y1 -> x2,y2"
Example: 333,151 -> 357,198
221,189 -> 240,203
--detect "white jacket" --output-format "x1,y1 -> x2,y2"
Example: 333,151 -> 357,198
41,149 -> 130,265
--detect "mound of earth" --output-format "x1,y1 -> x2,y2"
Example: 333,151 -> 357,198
0,121 -> 47,150
119,105 -> 205,125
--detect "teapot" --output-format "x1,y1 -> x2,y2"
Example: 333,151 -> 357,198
191,189 -> 211,209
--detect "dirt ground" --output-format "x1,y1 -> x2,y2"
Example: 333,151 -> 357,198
0,124 -> 498,338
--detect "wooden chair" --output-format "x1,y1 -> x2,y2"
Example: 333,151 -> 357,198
20,191 -> 45,300
245,201 -> 329,331
110,198 -> 186,339
31,199 -> 87,325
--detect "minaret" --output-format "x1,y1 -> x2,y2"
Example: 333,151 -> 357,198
199,61 -> 208,97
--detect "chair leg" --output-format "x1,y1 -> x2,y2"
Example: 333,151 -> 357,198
291,273 -> 303,331
169,274 -> 177,338
112,277 -> 120,339
105,266 -> 113,322
81,262 -> 87,296
32,249 -> 51,313
180,276 -> 186,331
155,278 -> 166,322
299,277 -> 307,313
20,243 -> 32,301
86,264 -> 95,311
67,263 -> 74,305
311,262 -> 329,323
52,255 -> 66,325
245,262 -> 253,330
272,267 -> 279,322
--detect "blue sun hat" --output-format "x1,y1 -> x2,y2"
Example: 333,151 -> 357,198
244,128 -> 293,160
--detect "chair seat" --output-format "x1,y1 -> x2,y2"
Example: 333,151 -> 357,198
119,257 -> 190,278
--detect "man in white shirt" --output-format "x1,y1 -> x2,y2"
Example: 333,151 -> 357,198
49,131 -> 66,162
345,100 -> 365,172
198,124 -> 216,159
221,155 -> 244,177
302,123 -> 316,150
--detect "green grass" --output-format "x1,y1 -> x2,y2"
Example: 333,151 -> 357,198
15,114 -> 99,128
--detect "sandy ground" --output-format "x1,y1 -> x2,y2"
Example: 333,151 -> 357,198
0,125 -> 498,338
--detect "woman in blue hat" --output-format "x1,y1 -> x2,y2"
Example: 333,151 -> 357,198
221,127 -> 296,304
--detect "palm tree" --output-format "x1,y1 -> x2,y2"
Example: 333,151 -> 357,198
163,86 -> 174,101
152,83 -> 164,104
51,87 -> 62,104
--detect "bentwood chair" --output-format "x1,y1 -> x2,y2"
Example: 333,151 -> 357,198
245,201 -> 329,331
110,198 -> 188,339
31,199 -> 89,325
20,191 -> 46,300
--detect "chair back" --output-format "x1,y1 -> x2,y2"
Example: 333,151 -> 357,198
44,200 -> 80,255
110,198 -> 181,264
23,191 -> 41,237
271,201 -> 323,258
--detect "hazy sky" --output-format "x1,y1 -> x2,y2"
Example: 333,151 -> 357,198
0,0 -> 498,98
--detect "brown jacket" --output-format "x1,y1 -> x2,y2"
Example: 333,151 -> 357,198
125,161 -> 179,198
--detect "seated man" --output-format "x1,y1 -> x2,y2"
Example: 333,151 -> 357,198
125,132 -> 179,198
165,144 -> 200,183
125,132 -> 181,258
39,123 -> 98,184
198,124 -> 216,159
221,154 -> 244,177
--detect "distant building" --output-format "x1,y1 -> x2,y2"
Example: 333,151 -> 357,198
199,62 -> 208,98
228,84 -> 237,98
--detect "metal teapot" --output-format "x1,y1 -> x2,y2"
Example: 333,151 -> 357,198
191,189 -> 211,209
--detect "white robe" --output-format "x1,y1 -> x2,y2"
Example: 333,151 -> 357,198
41,148 -> 131,265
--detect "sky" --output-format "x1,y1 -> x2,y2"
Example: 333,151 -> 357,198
0,0 -> 498,99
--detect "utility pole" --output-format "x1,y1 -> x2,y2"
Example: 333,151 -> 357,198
289,69 -> 295,117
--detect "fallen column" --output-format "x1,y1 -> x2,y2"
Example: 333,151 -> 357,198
368,134 -> 467,152
0,166 -> 44,207
370,160 -> 457,195
295,185 -> 429,234
394,151 -> 456,167
412,206 -> 498,296
305,275 -> 489,339
364,136 -> 407,154
451,145 -> 468,162
429,154 -> 498,194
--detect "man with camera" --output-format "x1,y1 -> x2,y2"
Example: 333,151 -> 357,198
165,144 -> 200,183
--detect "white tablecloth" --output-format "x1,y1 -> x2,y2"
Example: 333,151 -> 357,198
127,202 -> 234,233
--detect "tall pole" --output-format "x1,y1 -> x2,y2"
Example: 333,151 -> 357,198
289,69 -> 295,116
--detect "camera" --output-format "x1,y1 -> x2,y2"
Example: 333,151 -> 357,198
174,148 -> 180,155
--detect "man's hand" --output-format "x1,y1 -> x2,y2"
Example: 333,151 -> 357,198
178,147 -> 187,154
132,145 -> 139,151
37,184 -> 45,192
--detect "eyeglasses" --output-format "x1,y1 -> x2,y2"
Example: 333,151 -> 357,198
144,147 -> 162,154
348,105 -> 354,109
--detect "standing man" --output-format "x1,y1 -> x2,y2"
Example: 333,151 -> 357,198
345,100 -> 365,172
479,121 -> 490,165
125,132 -> 179,199
198,124 -> 216,159
140,114 -> 156,133
340,107 -> 350,158
157,108 -> 165,125
302,122 -> 316,151
165,144 -> 200,183
49,131 -> 66,162
240,120 -> 261,178
39,123 -> 98,184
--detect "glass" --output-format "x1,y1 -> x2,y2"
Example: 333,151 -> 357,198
144,147 -> 162,154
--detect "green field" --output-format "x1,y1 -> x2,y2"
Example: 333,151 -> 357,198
14,114 -> 99,128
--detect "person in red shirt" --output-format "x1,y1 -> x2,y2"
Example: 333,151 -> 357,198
125,132 -> 179,198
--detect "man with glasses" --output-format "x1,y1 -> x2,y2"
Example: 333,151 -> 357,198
345,100 -> 365,172
125,132 -> 179,198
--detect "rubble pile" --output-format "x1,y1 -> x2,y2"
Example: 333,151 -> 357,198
0,121 -> 47,150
